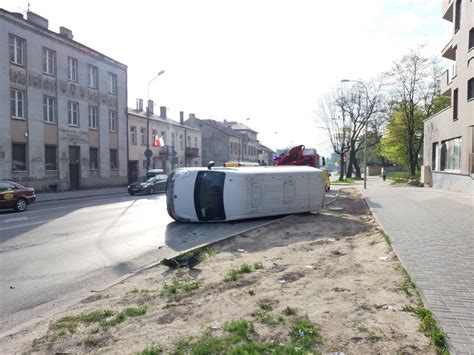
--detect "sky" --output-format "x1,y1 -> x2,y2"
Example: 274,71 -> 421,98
2,0 -> 452,157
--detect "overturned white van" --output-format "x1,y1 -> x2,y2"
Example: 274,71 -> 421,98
166,165 -> 325,222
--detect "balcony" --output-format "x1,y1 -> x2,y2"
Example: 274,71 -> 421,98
157,146 -> 177,158
441,38 -> 456,61
442,0 -> 453,22
440,69 -> 452,97
185,147 -> 200,157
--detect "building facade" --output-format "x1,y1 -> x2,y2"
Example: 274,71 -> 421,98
185,116 -> 274,166
127,103 -> 201,181
1,9 -> 128,191
423,0 -> 474,192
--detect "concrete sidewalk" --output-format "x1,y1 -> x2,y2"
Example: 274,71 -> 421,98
36,186 -> 127,203
359,176 -> 474,354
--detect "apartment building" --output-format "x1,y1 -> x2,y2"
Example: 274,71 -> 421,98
127,102 -> 201,181
0,9 -> 128,191
185,116 -> 274,166
423,0 -> 474,192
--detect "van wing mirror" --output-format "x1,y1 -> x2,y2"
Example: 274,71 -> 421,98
207,161 -> 215,170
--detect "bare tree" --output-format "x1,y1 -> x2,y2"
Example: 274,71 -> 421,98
318,90 -> 351,181
318,79 -> 385,180
388,47 -> 444,176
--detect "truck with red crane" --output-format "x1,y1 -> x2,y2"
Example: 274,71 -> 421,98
273,145 -> 330,191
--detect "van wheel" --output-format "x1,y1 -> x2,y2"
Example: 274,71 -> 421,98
15,198 -> 28,212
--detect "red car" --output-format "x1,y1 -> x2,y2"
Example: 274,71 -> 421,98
0,181 -> 36,212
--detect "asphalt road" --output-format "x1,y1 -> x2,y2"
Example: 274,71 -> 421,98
0,192 -> 278,335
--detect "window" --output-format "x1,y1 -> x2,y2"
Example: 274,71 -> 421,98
109,72 -> 117,94
9,34 -> 24,65
130,126 -> 137,144
171,133 -> 176,148
68,57 -> 78,82
140,128 -> 146,145
88,106 -> 98,129
431,142 -> 438,170
468,78 -> 474,100
441,137 -> 462,171
455,0 -> 461,32
45,145 -> 57,170
179,134 -> 184,149
43,96 -> 55,123
10,89 -> 25,119
195,171 -> 226,221
89,148 -> 99,170
110,149 -> 118,169
109,110 -> 117,132
469,28 -> 474,50
12,143 -> 27,171
187,135 -> 191,148
194,137 -> 198,148
88,65 -> 98,89
42,48 -> 56,75
68,101 -> 79,126
453,88 -> 458,121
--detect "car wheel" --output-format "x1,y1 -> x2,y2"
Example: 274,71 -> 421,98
129,191 -> 135,196
15,198 -> 28,212
148,187 -> 155,195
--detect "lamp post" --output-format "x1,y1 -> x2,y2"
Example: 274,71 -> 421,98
341,79 -> 369,189
145,70 -> 165,171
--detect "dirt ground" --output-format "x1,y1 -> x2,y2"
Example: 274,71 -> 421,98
2,188 -> 435,354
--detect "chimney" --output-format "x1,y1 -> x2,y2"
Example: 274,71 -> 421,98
26,11 -> 48,29
59,26 -> 73,40
136,99 -> 144,112
189,113 -> 195,120
180,111 -> 184,125
159,106 -> 167,118
147,100 -> 154,115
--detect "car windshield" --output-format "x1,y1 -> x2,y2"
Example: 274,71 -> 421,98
194,171 -> 226,221
138,176 -> 154,183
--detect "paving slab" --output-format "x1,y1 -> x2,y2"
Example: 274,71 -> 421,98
359,177 -> 474,354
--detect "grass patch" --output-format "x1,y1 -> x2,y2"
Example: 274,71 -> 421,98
51,309 -> 113,334
138,345 -> 163,354
224,263 -> 256,282
402,306 -> 449,354
332,177 -> 357,185
256,311 -> 278,325
380,230 -> 392,246
289,316 -> 323,349
171,318 -> 322,354
331,210 -> 345,216
102,305 -> 148,327
253,261 -> 264,270
358,325 -> 369,333
259,302 -> 273,311
162,279 -> 200,297
282,306 -> 298,316
358,303 -> 372,311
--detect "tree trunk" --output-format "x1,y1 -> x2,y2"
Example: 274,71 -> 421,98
339,153 -> 345,181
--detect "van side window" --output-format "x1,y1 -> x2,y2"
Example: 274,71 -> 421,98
194,171 -> 226,221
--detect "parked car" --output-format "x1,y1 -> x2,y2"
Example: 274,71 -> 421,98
166,165 -> 324,222
0,181 -> 36,212
128,174 -> 168,195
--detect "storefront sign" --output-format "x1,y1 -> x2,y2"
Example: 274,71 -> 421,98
59,128 -> 88,143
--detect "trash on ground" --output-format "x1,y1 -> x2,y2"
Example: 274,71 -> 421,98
278,279 -> 288,284
211,325 -> 220,331
161,252 -> 201,269
379,256 -> 388,261
330,207 -> 344,211
237,248 -> 246,253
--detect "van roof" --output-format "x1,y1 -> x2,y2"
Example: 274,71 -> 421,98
176,166 -> 321,175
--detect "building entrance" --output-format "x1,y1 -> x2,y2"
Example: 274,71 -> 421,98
68,146 -> 80,190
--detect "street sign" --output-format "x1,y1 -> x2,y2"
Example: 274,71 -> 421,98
144,149 -> 153,158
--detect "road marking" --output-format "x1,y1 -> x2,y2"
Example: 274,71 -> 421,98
0,220 -> 45,231
3,216 -> 30,223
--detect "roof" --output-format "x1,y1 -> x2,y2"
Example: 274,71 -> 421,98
127,108 -> 200,132
187,117 -> 244,138
226,121 -> 258,133
0,8 -> 127,70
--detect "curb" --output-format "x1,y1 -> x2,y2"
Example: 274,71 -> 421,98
36,191 -> 127,203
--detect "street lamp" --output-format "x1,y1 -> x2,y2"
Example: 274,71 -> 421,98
341,79 -> 369,189
145,70 -> 165,171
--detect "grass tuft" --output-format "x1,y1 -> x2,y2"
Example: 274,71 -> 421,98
289,316 -> 323,349
224,263 -> 256,282
137,345 -> 163,354
282,306 -> 298,316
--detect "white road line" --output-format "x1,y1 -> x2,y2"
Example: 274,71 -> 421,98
3,216 -> 30,223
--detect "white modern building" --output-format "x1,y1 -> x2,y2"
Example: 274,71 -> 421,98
0,9 -> 128,191
423,0 -> 474,192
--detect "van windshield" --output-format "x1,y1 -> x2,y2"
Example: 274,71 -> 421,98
194,171 -> 226,221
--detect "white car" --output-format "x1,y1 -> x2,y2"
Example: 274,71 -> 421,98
166,165 -> 324,222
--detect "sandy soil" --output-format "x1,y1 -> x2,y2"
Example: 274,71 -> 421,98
2,188 -> 435,354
